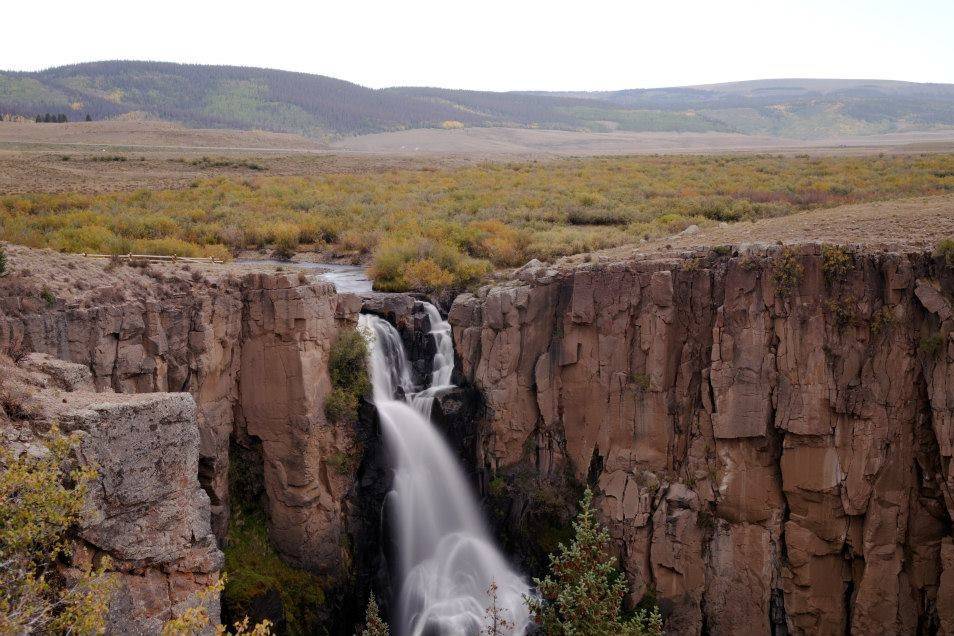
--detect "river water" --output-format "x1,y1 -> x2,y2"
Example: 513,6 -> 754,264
236,259 -> 372,293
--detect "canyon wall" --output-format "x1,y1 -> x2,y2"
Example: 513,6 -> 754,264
450,244 -> 954,635
0,252 -> 363,629
2,353 -> 221,633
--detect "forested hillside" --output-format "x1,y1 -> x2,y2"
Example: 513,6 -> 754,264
2,61 -> 954,138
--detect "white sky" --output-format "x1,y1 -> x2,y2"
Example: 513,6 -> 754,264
4,0 -> 953,91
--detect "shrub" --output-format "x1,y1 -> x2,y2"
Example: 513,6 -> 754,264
370,237 -> 491,293
325,327 -> 370,424
133,237 -> 200,257
631,371 -> 650,391
324,388 -> 359,425
402,259 -> 455,292
270,223 -> 300,261
773,248 -> 803,297
871,307 -> 896,335
936,239 -> 954,267
919,334 -> 945,358
526,488 -> 663,635
566,207 -> 631,226
223,451 -> 323,633
4,154 -> 954,277
0,426 -> 116,633
821,245 -> 853,285
162,577 -> 273,635
825,298 -> 856,328
0,245 -> 6,276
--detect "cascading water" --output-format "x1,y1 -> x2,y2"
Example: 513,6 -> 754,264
360,304 -> 531,636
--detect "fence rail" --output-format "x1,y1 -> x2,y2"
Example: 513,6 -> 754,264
80,253 -> 226,265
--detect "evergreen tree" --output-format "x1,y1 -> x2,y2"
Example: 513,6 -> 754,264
360,594 -> 388,636
85,114 -> 92,122
526,488 -> 663,636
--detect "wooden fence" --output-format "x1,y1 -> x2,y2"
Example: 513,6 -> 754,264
80,253 -> 226,265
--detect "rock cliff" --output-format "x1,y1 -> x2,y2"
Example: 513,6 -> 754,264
450,243 -> 954,635
0,248 -> 364,629
1,353 -> 221,634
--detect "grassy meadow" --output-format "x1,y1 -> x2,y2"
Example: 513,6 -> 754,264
2,153 -> 953,291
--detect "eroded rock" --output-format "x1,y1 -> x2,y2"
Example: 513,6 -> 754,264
451,245 -> 954,635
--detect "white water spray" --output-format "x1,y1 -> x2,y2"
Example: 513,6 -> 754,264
360,303 -> 531,636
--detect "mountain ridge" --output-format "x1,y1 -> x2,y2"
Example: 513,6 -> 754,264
3,60 -> 954,139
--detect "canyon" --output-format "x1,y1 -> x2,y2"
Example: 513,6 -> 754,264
2,239 -> 954,634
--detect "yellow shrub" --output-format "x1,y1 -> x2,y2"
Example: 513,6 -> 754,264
403,259 -> 455,291
370,237 -> 491,292
133,237 -> 201,257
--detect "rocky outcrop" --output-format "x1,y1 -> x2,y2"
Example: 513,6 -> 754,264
237,273 -> 361,573
1,257 -> 366,628
451,243 -> 954,635
1,268 -> 243,537
1,354 -> 221,634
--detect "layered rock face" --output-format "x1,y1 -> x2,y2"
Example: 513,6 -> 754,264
237,273 -> 362,572
1,259 -> 363,626
2,354 -> 221,634
450,245 -> 954,635
1,270 -> 243,536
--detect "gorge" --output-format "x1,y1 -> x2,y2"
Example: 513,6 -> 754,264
362,310 -> 530,635
2,238 -> 954,634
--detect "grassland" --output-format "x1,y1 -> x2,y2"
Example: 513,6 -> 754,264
2,153 -> 953,292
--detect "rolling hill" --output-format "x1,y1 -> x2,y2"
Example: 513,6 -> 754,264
2,61 -> 954,140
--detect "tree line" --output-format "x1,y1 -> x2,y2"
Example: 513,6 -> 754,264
32,113 -> 93,123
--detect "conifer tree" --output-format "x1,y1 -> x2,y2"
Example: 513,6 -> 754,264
360,593 -> 388,636
526,488 -> 663,636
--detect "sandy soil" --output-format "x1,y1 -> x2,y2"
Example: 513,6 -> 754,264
563,194 -> 954,269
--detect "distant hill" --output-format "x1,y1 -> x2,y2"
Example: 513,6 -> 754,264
2,61 -> 954,139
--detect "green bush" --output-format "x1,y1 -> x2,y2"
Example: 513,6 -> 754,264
0,245 -> 6,276
224,506 -> 325,634
0,426 -> 115,634
324,388 -> 359,425
3,154 -> 953,289
324,328 -> 370,424
224,448 -> 325,634
270,223 -> 300,261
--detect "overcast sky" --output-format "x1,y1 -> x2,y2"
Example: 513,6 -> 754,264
5,0 -> 953,91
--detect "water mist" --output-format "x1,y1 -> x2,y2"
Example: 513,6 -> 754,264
359,305 -> 531,636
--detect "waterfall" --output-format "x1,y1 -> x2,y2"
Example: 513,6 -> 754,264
408,302 -> 455,419
360,304 -> 531,636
